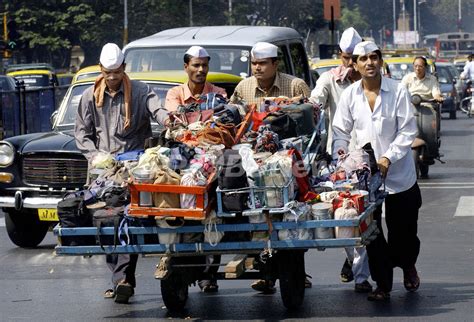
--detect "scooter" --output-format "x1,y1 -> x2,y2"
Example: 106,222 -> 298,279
460,80 -> 474,118
410,94 -> 443,179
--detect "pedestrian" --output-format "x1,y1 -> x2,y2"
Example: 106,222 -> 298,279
332,41 -> 422,301
229,42 -> 310,105
75,43 -> 169,304
164,45 -> 227,111
230,41 -> 311,294
461,54 -> 474,81
310,27 -> 372,294
161,45 -> 225,293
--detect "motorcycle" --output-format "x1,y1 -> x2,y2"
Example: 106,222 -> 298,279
460,80 -> 474,117
410,94 -> 443,179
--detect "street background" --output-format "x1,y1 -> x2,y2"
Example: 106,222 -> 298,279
0,113 -> 472,321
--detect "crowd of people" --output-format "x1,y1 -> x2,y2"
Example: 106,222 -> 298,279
72,25 -> 449,304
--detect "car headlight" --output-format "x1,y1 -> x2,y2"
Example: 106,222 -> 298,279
0,142 -> 15,167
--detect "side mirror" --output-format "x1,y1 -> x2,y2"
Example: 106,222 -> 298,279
50,110 -> 58,127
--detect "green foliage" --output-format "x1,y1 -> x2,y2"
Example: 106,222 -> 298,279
340,5 -> 368,34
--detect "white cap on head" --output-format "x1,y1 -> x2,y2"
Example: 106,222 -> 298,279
353,41 -> 380,56
251,42 -> 278,59
339,27 -> 362,53
185,46 -> 210,58
99,43 -> 124,70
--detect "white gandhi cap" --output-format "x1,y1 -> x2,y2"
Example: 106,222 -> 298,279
353,41 -> 380,56
185,46 -> 210,58
99,43 -> 124,70
251,42 -> 278,59
339,27 -> 362,53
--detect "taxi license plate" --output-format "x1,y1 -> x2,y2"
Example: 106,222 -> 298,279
38,208 -> 58,221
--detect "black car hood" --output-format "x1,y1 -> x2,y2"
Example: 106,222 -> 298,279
6,130 -> 81,154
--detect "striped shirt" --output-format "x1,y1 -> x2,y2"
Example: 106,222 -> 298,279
229,72 -> 310,105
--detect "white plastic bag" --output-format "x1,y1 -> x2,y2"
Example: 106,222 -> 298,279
334,198 -> 359,238
278,201 -> 313,241
202,210 -> 224,246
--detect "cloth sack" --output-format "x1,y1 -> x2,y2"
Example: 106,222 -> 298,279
278,201 -> 313,241
152,168 -> 181,208
57,195 -> 95,246
334,198 -> 359,238
263,111 -> 297,139
202,210 -> 224,246
217,149 -> 249,212
197,122 -> 235,148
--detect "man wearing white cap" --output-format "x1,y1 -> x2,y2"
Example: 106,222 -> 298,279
310,27 -> 372,294
165,46 -> 227,111
229,41 -> 310,104
332,41 -> 422,301
75,43 -> 168,304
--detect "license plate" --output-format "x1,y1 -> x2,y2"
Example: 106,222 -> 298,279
38,208 -> 58,221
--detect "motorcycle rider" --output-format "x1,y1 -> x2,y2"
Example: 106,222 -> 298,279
401,56 -> 443,103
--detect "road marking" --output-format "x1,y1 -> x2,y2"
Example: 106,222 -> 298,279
0,217 -> 4,227
454,196 -> 474,217
419,182 -> 474,189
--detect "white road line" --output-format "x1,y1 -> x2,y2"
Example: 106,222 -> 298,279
418,182 -> 474,185
420,186 -> 474,189
454,196 -> 474,217
0,217 -> 4,227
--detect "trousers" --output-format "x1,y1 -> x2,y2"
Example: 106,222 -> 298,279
106,254 -> 139,288
366,182 -> 422,292
345,246 -> 370,284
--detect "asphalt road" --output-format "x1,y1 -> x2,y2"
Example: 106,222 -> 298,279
0,111 -> 473,321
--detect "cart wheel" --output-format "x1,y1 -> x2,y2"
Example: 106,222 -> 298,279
160,269 -> 188,312
278,250 -> 305,309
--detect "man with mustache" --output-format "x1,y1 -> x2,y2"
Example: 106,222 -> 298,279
230,41 -> 311,294
165,46 -> 227,111
229,42 -> 310,105
75,43 -> 168,304
332,41 -> 421,301
310,27 -> 372,294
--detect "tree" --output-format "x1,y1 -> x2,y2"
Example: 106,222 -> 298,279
339,5 -> 368,35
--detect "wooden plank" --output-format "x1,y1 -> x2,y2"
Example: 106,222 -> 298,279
224,254 -> 247,275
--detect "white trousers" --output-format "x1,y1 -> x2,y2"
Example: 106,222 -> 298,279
344,246 -> 370,284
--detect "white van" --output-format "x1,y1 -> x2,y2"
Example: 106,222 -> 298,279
123,25 -> 315,88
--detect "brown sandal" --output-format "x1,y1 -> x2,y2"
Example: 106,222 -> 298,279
367,288 -> 390,301
403,267 -> 420,292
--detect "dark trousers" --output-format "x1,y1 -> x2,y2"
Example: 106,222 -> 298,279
106,254 -> 139,288
366,183 -> 422,292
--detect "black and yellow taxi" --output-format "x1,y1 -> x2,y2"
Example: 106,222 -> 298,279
0,70 -> 242,247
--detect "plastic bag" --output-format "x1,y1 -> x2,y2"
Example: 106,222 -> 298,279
278,201 -> 313,241
334,198 -> 359,238
202,210 -> 224,246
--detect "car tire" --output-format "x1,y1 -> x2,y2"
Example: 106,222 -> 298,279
450,110 -> 457,119
5,209 -> 49,248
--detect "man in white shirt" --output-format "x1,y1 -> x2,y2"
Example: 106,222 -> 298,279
401,56 -> 443,102
310,27 -> 372,294
332,41 -> 422,301
461,54 -> 474,81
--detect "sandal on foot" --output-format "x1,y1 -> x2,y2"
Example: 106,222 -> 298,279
305,275 -> 312,288
340,258 -> 354,283
403,267 -> 420,292
103,289 -> 115,299
355,280 -> 373,293
202,283 -> 219,293
367,288 -> 390,301
114,282 -> 134,304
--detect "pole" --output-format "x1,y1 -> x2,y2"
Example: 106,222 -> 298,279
3,13 -> 6,41
123,0 -> 128,47
458,0 -> 462,31
393,0 -> 396,44
189,0 -> 193,27
330,6 -> 335,47
402,0 -> 406,48
414,0 -> 417,48
228,0 -> 233,25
